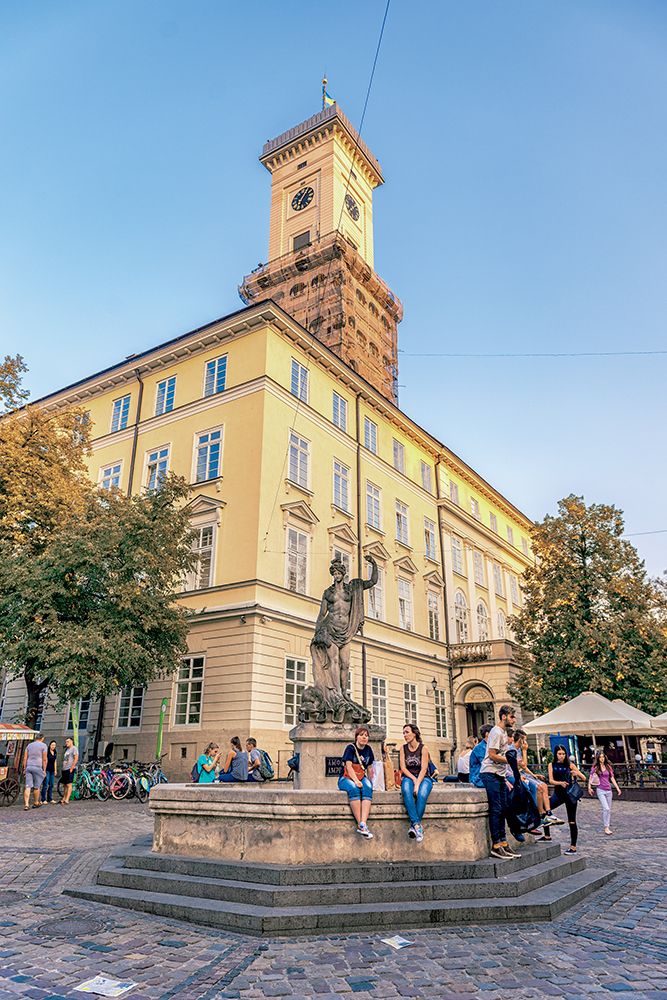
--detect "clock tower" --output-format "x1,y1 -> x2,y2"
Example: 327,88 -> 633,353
240,105 -> 403,402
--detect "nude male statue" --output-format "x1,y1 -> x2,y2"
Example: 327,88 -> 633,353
299,554 -> 378,724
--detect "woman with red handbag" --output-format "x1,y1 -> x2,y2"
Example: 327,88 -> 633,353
338,725 -> 375,838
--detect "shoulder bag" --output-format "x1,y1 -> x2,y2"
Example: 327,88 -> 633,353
566,779 -> 584,804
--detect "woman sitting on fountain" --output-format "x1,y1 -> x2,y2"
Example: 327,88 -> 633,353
338,726 -> 375,839
399,723 -> 433,842
217,736 -> 249,783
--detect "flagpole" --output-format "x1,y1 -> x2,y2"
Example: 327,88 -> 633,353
322,75 -> 327,111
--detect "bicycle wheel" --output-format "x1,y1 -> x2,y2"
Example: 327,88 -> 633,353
95,780 -> 111,801
110,774 -> 132,800
135,775 -> 151,803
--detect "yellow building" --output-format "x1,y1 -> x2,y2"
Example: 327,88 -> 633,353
0,106 -> 534,777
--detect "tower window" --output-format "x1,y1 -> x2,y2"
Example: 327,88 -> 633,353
293,231 -> 310,252
297,161 -> 308,170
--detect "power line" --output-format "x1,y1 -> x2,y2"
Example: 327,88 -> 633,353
624,529 -> 667,538
400,349 -> 667,359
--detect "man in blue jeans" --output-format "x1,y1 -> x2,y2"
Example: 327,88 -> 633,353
480,705 -> 518,860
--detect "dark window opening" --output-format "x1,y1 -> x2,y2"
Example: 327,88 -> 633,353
293,231 -> 311,252
297,161 -> 307,170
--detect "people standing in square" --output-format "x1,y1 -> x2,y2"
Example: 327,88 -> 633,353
60,737 -> 78,804
480,705 -> 519,859
23,733 -> 47,811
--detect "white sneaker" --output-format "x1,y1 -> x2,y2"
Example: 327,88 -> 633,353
415,823 -> 424,843
357,823 -> 373,839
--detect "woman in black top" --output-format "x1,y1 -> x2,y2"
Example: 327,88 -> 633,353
399,724 -> 433,842
548,744 -> 587,854
41,741 -> 57,804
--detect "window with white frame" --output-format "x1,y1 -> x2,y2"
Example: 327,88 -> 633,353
393,438 -> 405,473
146,446 -> 169,490
404,683 -> 418,725
34,688 -> 47,731
332,392 -> 347,431
111,394 -> 131,433
497,609 -> 507,638
364,416 -> 378,454
204,355 -> 227,396
449,481 -> 459,505
490,512 -> 498,533
424,518 -> 437,561
67,697 -> 91,732
366,481 -> 381,530
473,551 -> 485,587
455,590 -> 469,643
286,527 -> 308,594
507,525 -> 514,545
285,657 -> 306,725
395,501 -> 409,545
421,461 -> 433,493
493,563 -> 504,596
476,600 -> 490,641
100,463 -> 122,491
195,428 -> 222,482
366,565 -> 384,620
470,497 -> 481,520
428,591 -> 441,640
333,547 -> 351,577
333,459 -> 350,512
451,536 -> 464,575
174,656 -> 204,725
288,432 -> 309,489
117,686 -> 145,728
155,376 -> 176,415
398,577 -> 413,630
290,359 -> 309,402
434,688 -> 447,738
521,536 -> 530,557
371,676 -> 387,729
510,574 -> 520,605
188,525 -> 214,590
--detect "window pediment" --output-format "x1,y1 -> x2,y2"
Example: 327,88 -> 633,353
363,540 -> 391,562
185,495 -> 226,526
281,500 -> 319,527
393,555 -> 419,576
328,522 -> 358,546
424,569 -> 445,589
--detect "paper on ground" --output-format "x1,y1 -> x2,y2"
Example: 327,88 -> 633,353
381,935 -> 413,949
74,975 -> 137,997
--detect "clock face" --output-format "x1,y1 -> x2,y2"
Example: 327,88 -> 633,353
291,186 -> 314,212
345,193 -> 360,221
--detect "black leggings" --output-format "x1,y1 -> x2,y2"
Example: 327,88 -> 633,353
548,787 -> 578,846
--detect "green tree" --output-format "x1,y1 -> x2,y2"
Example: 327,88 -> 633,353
510,495 -> 667,715
0,357 -> 195,725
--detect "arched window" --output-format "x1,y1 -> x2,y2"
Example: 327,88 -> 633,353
497,609 -> 506,639
476,601 -> 489,641
289,283 -> 306,298
455,590 -> 469,643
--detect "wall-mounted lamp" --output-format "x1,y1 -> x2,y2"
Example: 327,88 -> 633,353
431,677 -> 438,693
239,614 -> 246,624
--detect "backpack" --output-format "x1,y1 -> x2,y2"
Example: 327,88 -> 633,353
257,749 -> 274,780
190,760 -> 202,783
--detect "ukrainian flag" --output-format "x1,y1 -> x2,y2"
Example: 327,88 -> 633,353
323,91 -> 335,107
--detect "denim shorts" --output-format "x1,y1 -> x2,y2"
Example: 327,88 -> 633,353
25,767 -> 45,790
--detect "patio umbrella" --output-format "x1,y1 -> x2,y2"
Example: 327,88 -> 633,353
611,699 -> 667,734
655,711 -> 667,723
523,691 -> 658,736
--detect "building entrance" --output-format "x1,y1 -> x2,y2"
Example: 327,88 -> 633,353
464,685 -> 495,737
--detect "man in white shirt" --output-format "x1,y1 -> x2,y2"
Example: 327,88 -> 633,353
480,705 -> 518,859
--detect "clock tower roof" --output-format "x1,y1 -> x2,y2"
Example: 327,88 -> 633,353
260,104 -> 384,187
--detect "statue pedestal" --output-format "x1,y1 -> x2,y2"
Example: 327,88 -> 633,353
288,721 -> 385,791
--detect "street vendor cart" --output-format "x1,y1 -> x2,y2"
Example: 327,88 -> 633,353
0,723 -> 39,806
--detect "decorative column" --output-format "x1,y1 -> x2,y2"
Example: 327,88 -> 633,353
440,521 -> 457,642
465,543 -> 479,641
486,554 -> 499,637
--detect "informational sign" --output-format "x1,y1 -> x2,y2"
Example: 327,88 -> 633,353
325,756 -> 345,777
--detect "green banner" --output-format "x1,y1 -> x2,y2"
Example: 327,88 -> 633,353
155,697 -> 168,760
70,701 -> 80,750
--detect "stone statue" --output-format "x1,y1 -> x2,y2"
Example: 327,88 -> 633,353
298,554 -> 378,724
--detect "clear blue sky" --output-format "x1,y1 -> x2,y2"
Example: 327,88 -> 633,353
2,2 -> 665,576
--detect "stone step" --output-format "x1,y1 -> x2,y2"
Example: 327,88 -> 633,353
115,840 -> 561,885
67,865 -> 615,935
96,853 -> 586,906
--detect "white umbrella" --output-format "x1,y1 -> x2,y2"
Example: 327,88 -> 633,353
611,699 -> 667,734
523,691 -> 658,736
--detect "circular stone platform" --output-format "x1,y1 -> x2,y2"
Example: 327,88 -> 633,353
149,784 -> 490,864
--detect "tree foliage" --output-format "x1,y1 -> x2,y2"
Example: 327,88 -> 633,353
510,495 -> 667,715
0,358 -> 196,724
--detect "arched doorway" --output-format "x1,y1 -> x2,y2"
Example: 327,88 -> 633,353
464,684 -> 495,738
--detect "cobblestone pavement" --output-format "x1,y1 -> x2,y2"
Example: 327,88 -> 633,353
0,797 -> 665,999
